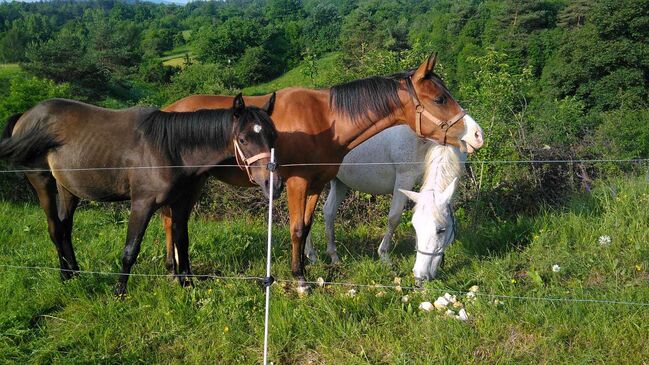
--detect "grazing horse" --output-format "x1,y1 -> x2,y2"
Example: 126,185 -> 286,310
0,95 -> 279,295
399,144 -> 465,284
304,125 -> 467,265
163,53 -> 484,291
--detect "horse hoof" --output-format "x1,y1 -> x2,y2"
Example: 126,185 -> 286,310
330,254 -> 341,265
295,283 -> 311,297
114,283 -> 128,299
307,253 -> 318,264
178,276 -> 193,288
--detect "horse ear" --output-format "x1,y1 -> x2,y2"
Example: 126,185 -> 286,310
233,93 -> 245,117
435,177 -> 458,206
414,51 -> 437,81
399,189 -> 420,203
263,92 -> 276,116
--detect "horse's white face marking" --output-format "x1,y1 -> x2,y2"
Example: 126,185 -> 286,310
460,114 -> 484,154
253,124 -> 262,133
400,178 -> 457,280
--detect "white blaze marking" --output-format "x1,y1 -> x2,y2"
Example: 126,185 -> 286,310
253,124 -> 262,133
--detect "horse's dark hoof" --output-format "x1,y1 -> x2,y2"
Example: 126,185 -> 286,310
114,282 -> 128,299
60,268 -> 79,281
177,275 -> 193,288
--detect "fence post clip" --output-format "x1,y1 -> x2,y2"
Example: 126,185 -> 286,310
261,275 -> 275,288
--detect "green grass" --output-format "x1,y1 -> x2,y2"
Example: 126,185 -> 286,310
0,63 -> 20,76
244,52 -> 344,95
0,177 -> 647,363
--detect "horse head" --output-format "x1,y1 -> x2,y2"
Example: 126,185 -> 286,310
407,53 -> 484,153
400,177 -> 458,284
232,93 -> 283,199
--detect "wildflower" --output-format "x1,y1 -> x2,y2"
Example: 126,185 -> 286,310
394,285 -> 402,292
598,235 -> 612,246
443,293 -> 457,303
492,299 -> 505,306
433,296 -> 449,309
316,277 -> 325,287
466,291 -> 476,300
347,288 -> 357,297
552,264 -> 561,273
375,291 -> 385,298
224,326 -> 229,333
469,285 -> 479,293
419,301 -> 434,311
401,295 -> 409,303
393,277 -> 401,286
457,308 -> 469,321
444,309 -> 456,317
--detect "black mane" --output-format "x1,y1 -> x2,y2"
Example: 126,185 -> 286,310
329,71 -> 413,125
137,109 -> 234,162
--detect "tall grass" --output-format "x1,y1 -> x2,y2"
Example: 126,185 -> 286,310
0,177 -> 647,363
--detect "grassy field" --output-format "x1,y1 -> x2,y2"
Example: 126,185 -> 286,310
244,53 -> 343,95
0,177 -> 647,363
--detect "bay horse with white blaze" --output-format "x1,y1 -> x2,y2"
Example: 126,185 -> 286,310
163,53 -> 484,291
0,95 -> 279,295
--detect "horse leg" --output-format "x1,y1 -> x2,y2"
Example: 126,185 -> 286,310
162,178 -> 204,276
322,178 -> 347,264
168,179 -> 204,288
305,178 -> 347,264
56,184 -> 80,274
377,177 -> 413,263
114,198 -> 156,296
26,173 -> 77,280
286,177 -> 318,291
160,207 -> 175,274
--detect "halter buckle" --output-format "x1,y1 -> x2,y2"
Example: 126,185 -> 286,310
267,161 -> 278,172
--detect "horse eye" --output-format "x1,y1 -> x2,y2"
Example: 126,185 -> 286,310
436,227 -> 446,234
238,137 -> 247,145
434,96 -> 446,104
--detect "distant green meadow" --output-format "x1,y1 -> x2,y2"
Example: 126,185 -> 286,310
0,177 -> 647,363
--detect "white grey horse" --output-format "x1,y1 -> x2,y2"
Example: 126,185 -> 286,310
305,124 -> 468,266
399,144 -> 465,283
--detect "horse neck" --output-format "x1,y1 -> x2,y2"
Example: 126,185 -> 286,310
420,145 -> 466,192
177,142 -> 234,175
331,89 -> 412,152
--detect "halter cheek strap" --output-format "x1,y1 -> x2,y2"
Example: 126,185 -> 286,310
408,76 -> 466,145
233,140 -> 272,183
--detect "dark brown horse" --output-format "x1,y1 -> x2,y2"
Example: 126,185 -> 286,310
163,54 -> 484,291
0,95 -> 280,295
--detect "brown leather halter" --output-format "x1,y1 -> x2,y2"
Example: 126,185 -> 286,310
233,140 -> 272,182
407,76 -> 466,145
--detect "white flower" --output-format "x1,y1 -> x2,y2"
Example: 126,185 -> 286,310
433,296 -> 449,309
552,264 -> 561,272
419,301 -> 434,311
443,293 -> 457,303
316,277 -> 325,287
393,277 -> 401,286
598,235 -> 612,246
347,288 -> 357,297
457,308 -> 469,321
466,291 -> 476,300
469,285 -> 479,293
445,309 -> 456,317
401,295 -> 409,303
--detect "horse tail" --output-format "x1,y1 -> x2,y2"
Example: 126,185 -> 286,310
2,113 -> 22,140
0,114 -> 61,166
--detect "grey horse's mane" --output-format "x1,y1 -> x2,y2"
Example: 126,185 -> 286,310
418,144 -> 466,221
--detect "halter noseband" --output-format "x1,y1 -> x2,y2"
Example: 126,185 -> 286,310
233,140 -> 273,182
415,203 -> 456,257
407,76 -> 466,145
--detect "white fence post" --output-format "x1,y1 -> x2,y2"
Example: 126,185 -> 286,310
263,148 -> 275,365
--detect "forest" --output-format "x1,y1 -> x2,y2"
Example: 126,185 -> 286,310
0,0 -> 648,214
